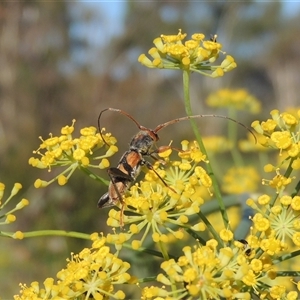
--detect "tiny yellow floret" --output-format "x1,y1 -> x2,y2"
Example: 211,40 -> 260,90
13,231 -> 24,239
34,179 -> 48,188
5,214 -> 16,223
11,183 -> 22,196
132,240 -> 141,250
58,175 -> 68,186
99,158 -> 110,169
220,229 -> 233,242
16,198 -> 29,209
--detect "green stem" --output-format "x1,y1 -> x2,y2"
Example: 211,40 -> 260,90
273,249 -> 300,264
80,167 -> 110,185
196,211 -> 222,244
292,179 -> 300,197
1,229 -> 178,261
189,194 -> 253,243
158,240 -> 169,261
207,153 -> 223,182
182,70 -> 229,228
122,243 -> 176,260
137,276 -> 157,283
1,230 -> 90,239
184,228 -> 207,245
275,271 -> 300,277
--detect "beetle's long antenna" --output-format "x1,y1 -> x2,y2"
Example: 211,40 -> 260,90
98,108 -> 144,146
98,108 -> 110,146
154,114 -> 257,143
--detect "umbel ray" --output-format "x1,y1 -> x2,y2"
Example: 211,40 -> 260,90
97,107 -> 255,226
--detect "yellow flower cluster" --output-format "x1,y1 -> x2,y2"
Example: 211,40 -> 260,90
138,29 -> 236,77
14,233 -> 131,300
247,194 -> 300,248
252,109 -> 300,160
252,109 -> 300,192
143,239 -> 286,300
0,182 -> 28,239
106,141 -> 210,249
206,89 -> 261,113
28,120 -> 118,188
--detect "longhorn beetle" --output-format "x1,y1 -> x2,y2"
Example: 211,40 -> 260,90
97,108 -> 255,226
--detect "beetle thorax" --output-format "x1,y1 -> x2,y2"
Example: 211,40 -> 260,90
129,130 -> 158,155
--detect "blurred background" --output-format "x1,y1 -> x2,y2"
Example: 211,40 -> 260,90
1,1 -> 300,297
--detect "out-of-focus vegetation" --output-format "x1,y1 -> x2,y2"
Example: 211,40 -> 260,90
0,1 -> 300,297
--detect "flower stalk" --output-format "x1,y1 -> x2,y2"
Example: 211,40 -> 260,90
183,69 -> 230,229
